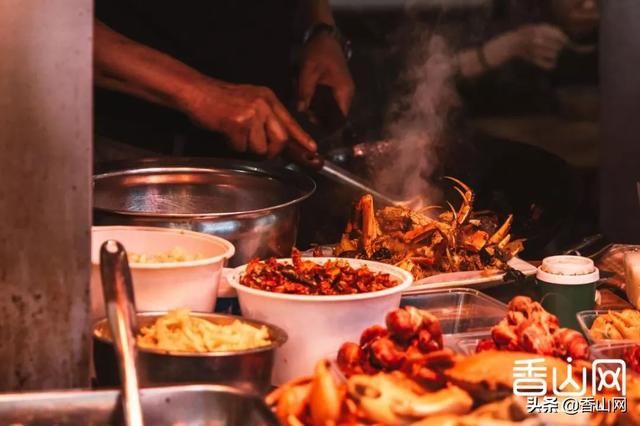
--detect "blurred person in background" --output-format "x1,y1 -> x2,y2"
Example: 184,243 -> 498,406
93,0 -> 354,162
454,0 -> 599,116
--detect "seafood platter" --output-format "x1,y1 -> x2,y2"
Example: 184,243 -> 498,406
310,177 -> 537,290
8,178 -> 638,426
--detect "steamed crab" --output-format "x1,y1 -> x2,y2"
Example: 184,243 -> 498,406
334,177 -> 524,280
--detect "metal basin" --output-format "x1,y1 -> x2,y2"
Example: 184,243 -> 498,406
93,158 -> 316,266
93,312 -> 287,394
0,384 -> 279,425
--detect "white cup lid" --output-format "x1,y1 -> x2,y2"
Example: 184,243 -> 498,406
536,255 -> 600,285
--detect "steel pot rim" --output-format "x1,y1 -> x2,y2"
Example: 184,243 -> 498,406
93,159 -> 316,219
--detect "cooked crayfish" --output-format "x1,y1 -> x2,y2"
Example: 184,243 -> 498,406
334,177 -> 524,280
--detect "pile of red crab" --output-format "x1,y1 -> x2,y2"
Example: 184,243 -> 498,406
337,305 -> 455,390
476,296 -> 589,360
623,345 -> 640,374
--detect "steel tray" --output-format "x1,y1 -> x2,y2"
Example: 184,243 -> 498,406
0,384 -> 278,426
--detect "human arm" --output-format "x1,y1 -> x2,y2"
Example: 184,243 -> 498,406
94,20 -> 316,157
296,0 -> 355,116
456,24 -> 569,78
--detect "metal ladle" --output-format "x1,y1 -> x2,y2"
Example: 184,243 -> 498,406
100,240 -> 144,426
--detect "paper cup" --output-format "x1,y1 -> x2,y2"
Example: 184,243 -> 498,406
537,255 -> 599,330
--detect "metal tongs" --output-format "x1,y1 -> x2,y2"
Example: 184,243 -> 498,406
285,141 -> 402,206
285,86 -> 402,206
100,240 -> 144,426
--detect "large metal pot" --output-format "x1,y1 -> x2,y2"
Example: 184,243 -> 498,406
93,158 -> 316,266
93,312 -> 287,394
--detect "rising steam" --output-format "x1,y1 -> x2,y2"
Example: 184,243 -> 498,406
373,30 -> 460,205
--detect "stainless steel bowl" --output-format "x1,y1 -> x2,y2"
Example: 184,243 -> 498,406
93,312 -> 287,394
0,384 -> 279,425
93,158 -> 316,266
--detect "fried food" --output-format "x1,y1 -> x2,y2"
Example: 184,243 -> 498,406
269,307 -> 576,426
590,309 -> 640,340
136,309 -> 271,352
334,178 -> 524,280
476,296 -> 589,360
268,355 -> 550,425
240,248 -> 398,295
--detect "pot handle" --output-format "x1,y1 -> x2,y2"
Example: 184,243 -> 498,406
284,141 -> 325,171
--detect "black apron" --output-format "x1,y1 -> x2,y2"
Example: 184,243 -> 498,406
95,0 -> 299,159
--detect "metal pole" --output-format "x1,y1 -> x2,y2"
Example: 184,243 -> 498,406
0,0 -> 93,390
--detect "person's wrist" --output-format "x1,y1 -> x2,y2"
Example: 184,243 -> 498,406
486,31 -> 522,66
174,74 -> 216,115
507,29 -> 526,59
477,44 -> 491,70
303,22 -> 352,60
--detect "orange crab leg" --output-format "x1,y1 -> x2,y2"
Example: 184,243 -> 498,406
444,176 -> 474,224
488,214 -> 513,245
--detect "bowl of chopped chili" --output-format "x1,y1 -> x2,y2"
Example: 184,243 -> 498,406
228,249 -> 413,384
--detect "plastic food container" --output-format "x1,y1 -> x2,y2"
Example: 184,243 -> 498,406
575,309 -> 636,344
590,341 -> 638,360
401,288 -> 506,351
228,257 -> 413,384
91,226 -> 235,321
455,332 -> 492,355
589,341 -> 640,376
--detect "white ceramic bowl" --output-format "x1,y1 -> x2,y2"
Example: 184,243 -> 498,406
228,257 -> 413,384
91,226 -> 235,321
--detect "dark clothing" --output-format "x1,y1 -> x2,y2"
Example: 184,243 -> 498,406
95,0 -> 299,157
457,0 -> 598,117
600,0 -> 640,243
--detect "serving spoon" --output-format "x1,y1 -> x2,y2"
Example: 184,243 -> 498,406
100,240 -> 144,426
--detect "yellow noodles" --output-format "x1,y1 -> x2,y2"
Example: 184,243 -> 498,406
136,309 -> 271,352
128,247 -> 203,263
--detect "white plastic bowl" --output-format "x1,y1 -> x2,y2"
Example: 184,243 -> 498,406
228,257 -> 413,384
91,226 -> 234,321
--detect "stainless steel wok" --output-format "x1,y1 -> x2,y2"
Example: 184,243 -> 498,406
93,158 -> 316,266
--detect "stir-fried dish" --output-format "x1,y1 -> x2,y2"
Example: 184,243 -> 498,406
333,177 -> 524,280
590,309 -> 640,340
240,249 -> 398,295
137,309 -> 271,352
268,307 -> 581,426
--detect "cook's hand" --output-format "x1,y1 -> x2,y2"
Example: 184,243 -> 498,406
514,24 -> 568,70
183,79 -> 316,158
297,31 -> 355,116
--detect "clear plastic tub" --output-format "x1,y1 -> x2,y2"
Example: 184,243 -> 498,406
455,332 -> 491,355
400,288 -> 506,352
576,309 -> 635,344
589,341 -> 640,376
590,341 -> 638,360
